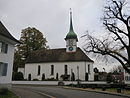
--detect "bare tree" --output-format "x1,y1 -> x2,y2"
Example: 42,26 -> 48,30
83,0 -> 130,74
110,66 -> 123,74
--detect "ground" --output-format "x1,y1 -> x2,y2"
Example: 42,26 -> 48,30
11,85 -> 127,98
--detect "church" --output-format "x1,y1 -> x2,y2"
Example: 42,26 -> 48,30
22,11 -> 94,81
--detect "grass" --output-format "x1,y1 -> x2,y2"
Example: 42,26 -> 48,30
66,85 -> 130,96
85,88 -> 130,95
0,90 -> 18,98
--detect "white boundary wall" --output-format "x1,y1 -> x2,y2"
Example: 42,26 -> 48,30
12,81 -> 107,85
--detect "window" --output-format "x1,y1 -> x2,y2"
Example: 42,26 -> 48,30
88,64 -> 90,74
125,76 -> 128,81
129,76 -> 130,81
65,65 -> 68,75
51,65 -> 54,75
0,62 -> 8,76
0,42 -> 8,53
38,65 -> 41,75
0,42 -> 2,52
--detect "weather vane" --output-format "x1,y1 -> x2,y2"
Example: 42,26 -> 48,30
70,8 -> 72,14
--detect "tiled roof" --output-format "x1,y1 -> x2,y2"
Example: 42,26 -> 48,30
26,48 -> 94,63
0,21 -> 20,43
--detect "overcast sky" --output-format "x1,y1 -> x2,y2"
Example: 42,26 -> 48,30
1,0 -> 126,71
0,0 -> 105,48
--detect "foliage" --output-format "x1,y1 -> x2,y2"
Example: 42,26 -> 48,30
83,0 -> 130,74
110,66 -> 123,75
13,51 -> 24,72
0,89 -> 18,98
102,86 -> 106,91
44,78 -> 57,81
0,88 -> 8,95
32,78 -> 39,81
58,81 -> 64,86
12,72 -> 24,80
13,27 -> 48,72
60,74 -> 70,81
106,73 -> 113,83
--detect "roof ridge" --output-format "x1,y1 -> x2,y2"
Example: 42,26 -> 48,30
26,47 -> 94,63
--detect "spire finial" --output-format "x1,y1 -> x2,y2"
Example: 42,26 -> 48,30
70,8 -> 72,14
69,8 -> 73,32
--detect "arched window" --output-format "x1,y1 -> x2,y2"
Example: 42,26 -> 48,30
65,65 -> 68,75
28,74 -> 31,81
88,64 -> 90,74
38,65 -> 41,75
51,65 -> 54,75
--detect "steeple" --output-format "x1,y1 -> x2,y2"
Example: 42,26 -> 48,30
65,9 -> 78,53
69,8 -> 74,32
65,8 -> 78,41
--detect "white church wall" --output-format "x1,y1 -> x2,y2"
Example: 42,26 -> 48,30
87,62 -> 94,81
24,61 -> 94,81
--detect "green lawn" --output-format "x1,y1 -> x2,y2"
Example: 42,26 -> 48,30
0,90 -> 18,98
65,86 -> 130,96
85,88 -> 130,95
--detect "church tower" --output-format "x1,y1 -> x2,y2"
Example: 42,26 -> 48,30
65,9 -> 78,52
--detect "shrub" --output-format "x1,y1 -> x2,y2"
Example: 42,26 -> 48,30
58,81 -> 64,86
92,86 -> 95,89
12,72 -> 24,80
106,73 -> 113,83
45,78 -> 57,81
32,78 -> 39,81
60,74 -> 70,81
102,87 -> 106,91
0,88 -> 8,95
117,88 -> 121,93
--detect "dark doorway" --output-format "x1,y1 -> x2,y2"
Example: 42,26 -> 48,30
28,74 -> 31,81
85,72 -> 88,81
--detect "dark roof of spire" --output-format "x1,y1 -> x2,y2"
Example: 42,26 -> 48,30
65,10 -> 78,41
26,47 -> 94,63
0,21 -> 20,43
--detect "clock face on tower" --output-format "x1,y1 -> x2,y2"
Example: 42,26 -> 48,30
69,47 -> 73,51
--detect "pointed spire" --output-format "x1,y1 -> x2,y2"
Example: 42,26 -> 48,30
69,8 -> 74,32
65,8 -> 78,41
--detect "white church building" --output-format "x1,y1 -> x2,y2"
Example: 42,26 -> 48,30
23,11 -> 94,81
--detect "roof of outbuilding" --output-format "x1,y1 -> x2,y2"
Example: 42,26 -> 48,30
0,21 -> 20,43
26,48 -> 94,63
